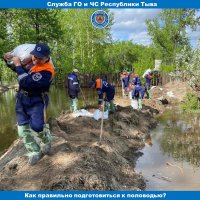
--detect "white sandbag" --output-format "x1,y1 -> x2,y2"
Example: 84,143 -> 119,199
151,86 -> 157,90
71,109 -> 108,120
71,109 -> 94,118
166,91 -> 175,97
131,99 -> 138,109
11,44 -> 36,65
93,109 -> 109,121
142,69 -> 151,78
8,44 -> 55,67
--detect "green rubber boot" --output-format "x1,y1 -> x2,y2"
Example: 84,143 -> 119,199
104,101 -> 110,112
109,100 -> 116,112
146,89 -> 152,99
70,98 -> 78,112
32,124 -> 52,156
138,99 -> 143,110
148,89 -> 152,99
18,125 -> 41,165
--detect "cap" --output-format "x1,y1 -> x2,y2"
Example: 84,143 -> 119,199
72,68 -> 79,73
30,43 -> 51,58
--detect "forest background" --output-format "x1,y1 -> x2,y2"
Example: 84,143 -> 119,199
0,9 -> 200,97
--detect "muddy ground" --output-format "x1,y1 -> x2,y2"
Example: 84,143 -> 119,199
0,80 -> 189,191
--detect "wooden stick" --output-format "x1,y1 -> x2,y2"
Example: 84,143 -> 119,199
79,87 -> 87,108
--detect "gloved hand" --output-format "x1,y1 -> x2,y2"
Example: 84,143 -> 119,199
4,52 -> 13,61
12,57 -> 21,67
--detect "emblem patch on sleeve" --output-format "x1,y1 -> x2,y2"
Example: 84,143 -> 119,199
32,73 -> 42,81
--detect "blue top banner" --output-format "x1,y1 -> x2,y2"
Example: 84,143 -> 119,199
0,0 -> 200,9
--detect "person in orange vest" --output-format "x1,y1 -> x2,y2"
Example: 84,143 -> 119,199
89,78 -> 115,113
4,43 -> 55,165
128,71 -> 142,99
129,71 -> 142,86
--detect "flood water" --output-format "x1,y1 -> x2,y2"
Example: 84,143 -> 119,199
136,109 -> 200,190
0,86 -> 97,155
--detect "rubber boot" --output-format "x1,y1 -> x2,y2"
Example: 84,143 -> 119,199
148,89 -> 152,99
72,98 -> 78,112
138,99 -> 143,110
146,90 -> 150,99
109,100 -> 115,112
32,124 -> 52,156
17,125 -> 41,166
70,98 -> 78,113
104,101 -> 109,112
70,98 -> 73,112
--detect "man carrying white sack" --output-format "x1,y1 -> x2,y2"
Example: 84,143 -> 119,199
4,43 -> 55,166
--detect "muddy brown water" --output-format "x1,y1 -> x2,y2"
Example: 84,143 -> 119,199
136,109 -> 200,190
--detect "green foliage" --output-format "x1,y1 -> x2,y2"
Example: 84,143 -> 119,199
8,9 -> 63,45
104,41 -> 161,76
175,40 -> 200,93
52,9 -> 113,79
159,65 -> 174,73
1,8 -> 199,83
146,9 -> 200,63
181,92 -> 199,112
0,60 -> 17,83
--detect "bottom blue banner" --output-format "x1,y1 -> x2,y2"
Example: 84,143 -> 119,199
0,191 -> 200,200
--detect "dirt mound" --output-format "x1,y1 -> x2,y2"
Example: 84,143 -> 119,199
142,80 -> 191,113
0,106 -> 157,191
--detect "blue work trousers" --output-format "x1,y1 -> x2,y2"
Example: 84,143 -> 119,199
16,92 -> 48,132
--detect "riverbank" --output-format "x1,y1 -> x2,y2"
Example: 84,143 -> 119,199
0,81 -> 190,190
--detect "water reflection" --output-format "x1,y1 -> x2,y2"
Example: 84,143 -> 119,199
158,110 -> 200,167
0,90 -> 18,154
136,109 -> 200,190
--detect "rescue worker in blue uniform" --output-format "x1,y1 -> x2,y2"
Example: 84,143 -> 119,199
121,70 -> 129,96
127,72 -> 140,99
144,70 -> 154,99
90,78 -> 115,113
4,43 -> 55,165
132,83 -> 145,110
67,69 -> 80,112
130,72 -> 142,86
